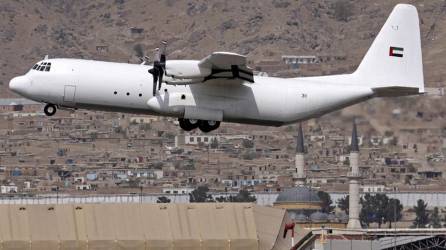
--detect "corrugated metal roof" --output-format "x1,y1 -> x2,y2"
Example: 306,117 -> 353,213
378,235 -> 433,249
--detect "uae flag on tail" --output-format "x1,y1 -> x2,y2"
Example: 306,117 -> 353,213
389,46 -> 404,57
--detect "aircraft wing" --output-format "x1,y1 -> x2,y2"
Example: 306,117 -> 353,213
165,52 -> 254,85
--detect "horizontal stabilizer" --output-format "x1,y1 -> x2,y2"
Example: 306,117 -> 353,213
372,86 -> 423,97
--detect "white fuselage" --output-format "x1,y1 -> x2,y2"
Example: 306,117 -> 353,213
10,58 -> 374,126
9,5 -> 425,129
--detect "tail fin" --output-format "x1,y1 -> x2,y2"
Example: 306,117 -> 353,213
354,4 -> 424,96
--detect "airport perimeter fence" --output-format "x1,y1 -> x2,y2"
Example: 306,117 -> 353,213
0,192 -> 279,205
1,192 -> 446,207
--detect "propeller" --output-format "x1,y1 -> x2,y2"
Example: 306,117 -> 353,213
148,41 -> 168,96
139,56 -> 150,65
158,41 -> 167,91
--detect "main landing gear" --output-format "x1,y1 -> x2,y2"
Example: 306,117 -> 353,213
178,118 -> 220,133
43,104 -> 57,116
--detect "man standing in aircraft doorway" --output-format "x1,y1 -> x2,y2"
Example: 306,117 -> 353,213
149,48 -> 161,96
149,42 -> 167,96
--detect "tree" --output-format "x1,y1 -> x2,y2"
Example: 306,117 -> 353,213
156,196 -> 171,203
210,137 -> 219,149
337,195 -> 349,214
430,207 -> 442,228
242,151 -> 256,160
360,193 -> 391,228
372,193 -> 389,228
189,186 -> 214,202
215,190 -> 257,203
215,196 -> 228,202
442,214 -> 446,228
360,193 -> 375,227
412,199 -> 429,228
384,198 -> 403,228
317,191 -> 334,213
232,190 -> 257,202
242,139 -> 254,148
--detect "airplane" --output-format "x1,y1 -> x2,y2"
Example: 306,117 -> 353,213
9,4 -> 424,133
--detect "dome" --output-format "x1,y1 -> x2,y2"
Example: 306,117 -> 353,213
337,211 -> 349,223
309,211 -> 328,222
275,186 -> 321,203
294,213 -> 308,222
327,213 -> 337,222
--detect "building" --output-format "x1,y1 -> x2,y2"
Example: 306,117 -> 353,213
129,116 -> 158,124
0,185 -> 18,194
162,187 -> 194,194
0,98 -> 42,112
75,184 -> 92,191
0,203 -> 307,250
282,55 -> 319,69
273,186 -> 347,229
175,134 -> 219,147
273,186 -> 322,212
347,121 -> 362,229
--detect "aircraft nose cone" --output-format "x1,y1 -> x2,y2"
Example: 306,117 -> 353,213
9,76 -> 30,95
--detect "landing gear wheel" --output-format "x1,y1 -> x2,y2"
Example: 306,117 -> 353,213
44,104 -> 57,116
178,118 -> 199,131
198,120 -> 220,133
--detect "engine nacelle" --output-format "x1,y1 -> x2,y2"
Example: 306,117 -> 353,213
165,60 -> 211,79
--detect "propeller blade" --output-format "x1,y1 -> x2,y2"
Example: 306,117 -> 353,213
148,67 -> 159,96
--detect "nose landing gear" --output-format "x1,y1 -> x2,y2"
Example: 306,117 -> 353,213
43,104 -> 57,116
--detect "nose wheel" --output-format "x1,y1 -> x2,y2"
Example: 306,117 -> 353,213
44,104 -> 57,116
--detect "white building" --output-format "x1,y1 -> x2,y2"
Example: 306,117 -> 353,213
162,187 -> 194,195
175,134 -> 254,147
73,177 -> 85,183
361,185 -> 386,193
282,55 -> 319,65
76,184 -> 92,191
175,135 -> 219,147
130,116 -> 158,124
1,185 -> 18,194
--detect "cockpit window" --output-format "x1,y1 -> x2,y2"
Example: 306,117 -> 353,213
32,62 -> 51,72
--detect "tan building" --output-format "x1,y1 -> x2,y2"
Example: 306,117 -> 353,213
0,203 -> 309,250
